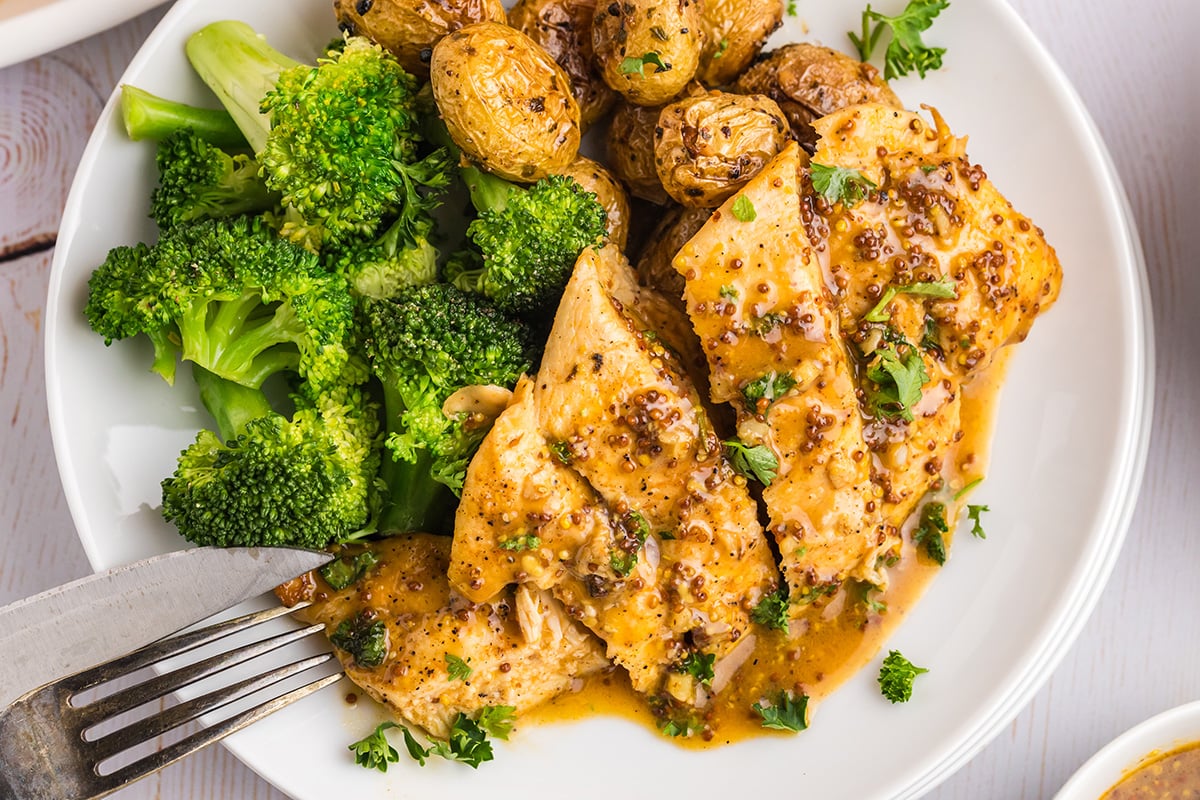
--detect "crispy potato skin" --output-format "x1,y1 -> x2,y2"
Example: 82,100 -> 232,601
733,43 -> 902,147
653,90 -> 790,207
591,0 -> 704,106
633,204 -> 712,297
333,0 -> 506,77
697,0 -> 783,86
605,100 -> 670,204
432,21 -> 582,182
509,0 -> 617,130
554,155 -> 632,250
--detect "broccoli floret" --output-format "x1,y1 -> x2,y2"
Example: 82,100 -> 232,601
447,168 -> 607,318
161,365 -> 380,549
120,85 -> 246,148
360,284 -> 531,533
150,130 -> 278,230
185,22 -> 451,249
84,216 -> 353,390
322,148 -> 455,299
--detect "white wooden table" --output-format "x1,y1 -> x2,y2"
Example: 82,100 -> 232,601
0,2 -> 1195,797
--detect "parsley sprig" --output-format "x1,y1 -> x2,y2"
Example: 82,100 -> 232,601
751,586 -> 792,632
349,722 -> 400,772
878,650 -> 929,703
912,501 -> 948,565
864,338 -> 928,422
848,0 -> 950,80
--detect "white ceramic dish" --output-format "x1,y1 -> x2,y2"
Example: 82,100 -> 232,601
1055,702 -> 1200,799
45,0 -> 1153,797
0,0 -> 167,70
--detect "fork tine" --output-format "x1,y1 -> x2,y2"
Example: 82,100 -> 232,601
75,620 -> 327,726
86,650 -> 335,764
91,670 -> 343,798
59,602 -> 310,695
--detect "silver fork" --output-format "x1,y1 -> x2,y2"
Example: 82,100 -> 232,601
0,603 -> 341,800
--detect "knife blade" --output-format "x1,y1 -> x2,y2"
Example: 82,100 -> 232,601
0,546 -> 332,708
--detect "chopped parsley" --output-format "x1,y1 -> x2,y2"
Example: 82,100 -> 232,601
620,51 -> 669,77
861,582 -> 888,614
921,315 -> 942,354
401,709 -> 515,769
330,612 -> 388,668
548,440 -> 573,464
750,586 -> 791,632
724,439 -> 779,486
732,194 -> 757,221
445,653 -> 472,681
742,371 -> 797,410
967,504 -> 989,539
864,279 -> 957,322
610,511 -> 650,577
810,162 -> 877,207
877,650 -> 929,703
864,339 -> 928,422
713,38 -> 730,59
349,722 -> 400,772
753,691 -> 809,732
719,284 -> 739,302
680,652 -> 716,686
660,716 -> 700,738
786,0 -> 797,15
499,533 -> 541,551
848,0 -> 950,80
319,550 -> 379,591
912,501 -> 948,565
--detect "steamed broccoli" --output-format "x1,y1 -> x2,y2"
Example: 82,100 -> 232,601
359,284 -> 531,533
185,21 -> 451,249
84,216 -> 353,389
150,129 -> 278,230
447,168 -> 607,319
161,365 -> 380,549
120,85 -> 246,148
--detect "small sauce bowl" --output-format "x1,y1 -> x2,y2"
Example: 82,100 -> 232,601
1056,701 -> 1200,799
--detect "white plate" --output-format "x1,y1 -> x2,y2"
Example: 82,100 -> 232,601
0,0 -> 167,70
45,0 -> 1153,797
1055,702 -> 1200,799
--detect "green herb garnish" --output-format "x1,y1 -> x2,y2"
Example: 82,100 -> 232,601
864,280 -> 956,322
753,692 -> 809,732
724,439 -> 779,486
751,586 -> 791,632
620,51 -> 669,77
810,162 -> 877,207
319,550 -> 379,591
848,0 -> 950,80
680,652 -> 716,686
877,650 -> 929,703
732,194 -> 757,221
330,612 -> 388,668
864,340 -> 928,422
499,533 -> 541,551
912,501 -> 948,565
445,653 -> 472,681
967,504 -> 989,539
349,722 -> 400,772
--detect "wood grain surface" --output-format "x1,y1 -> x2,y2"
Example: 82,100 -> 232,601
0,1 -> 1194,797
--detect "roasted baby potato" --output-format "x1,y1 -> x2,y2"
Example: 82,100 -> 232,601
733,42 -> 902,147
333,0 -> 507,77
509,0 -> 616,130
605,100 -> 670,204
653,90 -> 789,207
592,0 -> 704,106
633,204 -> 712,298
697,0 -> 783,86
555,156 -> 632,250
431,22 -> 582,182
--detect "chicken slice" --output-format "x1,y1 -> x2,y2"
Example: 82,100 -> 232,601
519,245 -> 776,702
281,534 -> 607,739
671,141 -> 894,596
804,103 -> 1062,523
449,376 -> 676,695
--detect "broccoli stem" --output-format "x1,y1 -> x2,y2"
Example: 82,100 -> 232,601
192,364 -> 273,441
178,294 -> 302,389
184,20 -> 302,153
461,165 -> 522,215
121,85 -> 247,148
375,379 -> 455,535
